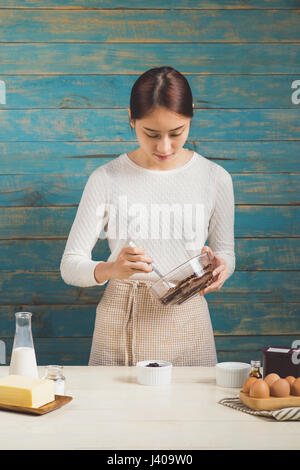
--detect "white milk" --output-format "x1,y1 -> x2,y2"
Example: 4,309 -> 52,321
9,347 -> 38,378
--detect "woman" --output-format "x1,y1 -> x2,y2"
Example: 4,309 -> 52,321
60,66 -> 235,367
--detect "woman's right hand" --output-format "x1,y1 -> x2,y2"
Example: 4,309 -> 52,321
107,244 -> 153,280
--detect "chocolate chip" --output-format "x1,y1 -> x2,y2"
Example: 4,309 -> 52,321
159,264 -> 214,306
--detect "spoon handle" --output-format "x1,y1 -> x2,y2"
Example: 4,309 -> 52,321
127,240 -> 163,279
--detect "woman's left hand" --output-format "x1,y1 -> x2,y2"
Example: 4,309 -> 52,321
200,246 -> 230,295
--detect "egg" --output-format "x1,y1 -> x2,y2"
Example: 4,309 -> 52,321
249,379 -> 270,398
291,377 -> 300,396
270,378 -> 290,397
285,376 -> 296,387
242,377 -> 258,394
264,373 -> 280,387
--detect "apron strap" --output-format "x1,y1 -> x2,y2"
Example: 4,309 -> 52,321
118,279 -> 154,366
122,280 -> 138,366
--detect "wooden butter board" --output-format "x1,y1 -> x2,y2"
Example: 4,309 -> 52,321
239,391 -> 300,411
0,395 -> 72,415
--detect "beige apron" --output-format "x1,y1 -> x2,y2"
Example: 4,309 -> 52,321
88,278 -> 218,367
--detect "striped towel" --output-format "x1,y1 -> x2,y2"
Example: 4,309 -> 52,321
219,397 -> 300,421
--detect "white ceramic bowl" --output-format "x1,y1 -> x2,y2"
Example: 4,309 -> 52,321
215,362 -> 251,388
136,360 -> 172,386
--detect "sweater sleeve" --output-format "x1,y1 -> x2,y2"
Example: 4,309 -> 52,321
207,165 -> 236,278
60,167 -> 109,287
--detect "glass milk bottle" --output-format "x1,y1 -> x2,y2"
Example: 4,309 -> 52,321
9,312 -> 38,378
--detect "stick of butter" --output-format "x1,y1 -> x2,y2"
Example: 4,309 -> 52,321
0,374 -> 55,408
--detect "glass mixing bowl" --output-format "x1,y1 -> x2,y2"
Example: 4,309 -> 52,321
150,252 -> 214,306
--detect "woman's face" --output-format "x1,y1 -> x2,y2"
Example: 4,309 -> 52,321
128,106 -> 192,167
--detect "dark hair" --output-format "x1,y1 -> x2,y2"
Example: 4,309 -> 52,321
129,66 -> 194,123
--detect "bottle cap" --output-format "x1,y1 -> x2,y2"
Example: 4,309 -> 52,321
251,360 -> 261,367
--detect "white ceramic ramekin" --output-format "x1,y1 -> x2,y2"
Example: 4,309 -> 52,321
215,362 -> 251,388
136,360 -> 172,386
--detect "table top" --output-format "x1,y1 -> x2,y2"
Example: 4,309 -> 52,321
0,365 -> 299,450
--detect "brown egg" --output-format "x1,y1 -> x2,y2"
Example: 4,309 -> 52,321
270,378 -> 290,397
264,373 -> 280,387
242,377 -> 258,394
291,377 -> 300,396
285,376 -> 296,387
249,379 -> 270,398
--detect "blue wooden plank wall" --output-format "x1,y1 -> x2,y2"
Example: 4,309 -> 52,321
0,0 -> 300,366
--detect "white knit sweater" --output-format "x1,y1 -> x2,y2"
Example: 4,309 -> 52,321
60,151 -> 235,287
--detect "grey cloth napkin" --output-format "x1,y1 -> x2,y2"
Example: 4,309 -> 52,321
219,396 -> 300,421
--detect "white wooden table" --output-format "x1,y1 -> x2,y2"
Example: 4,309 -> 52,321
0,366 -> 299,450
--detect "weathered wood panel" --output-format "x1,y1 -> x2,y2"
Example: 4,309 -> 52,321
1,10 -> 300,43
234,239 -> 300,271
1,239 -> 299,272
1,0 -> 299,9
1,75 -> 299,110
0,272 -> 299,304
1,44 -> 300,74
2,337 -> 92,365
0,2 -> 299,365
1,303 -> 299,337
1,206 -> 299,238
1,173 -> 299,206
0,109 -> 300,141
2,336 -> 298,367
1,142 -> 299,174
